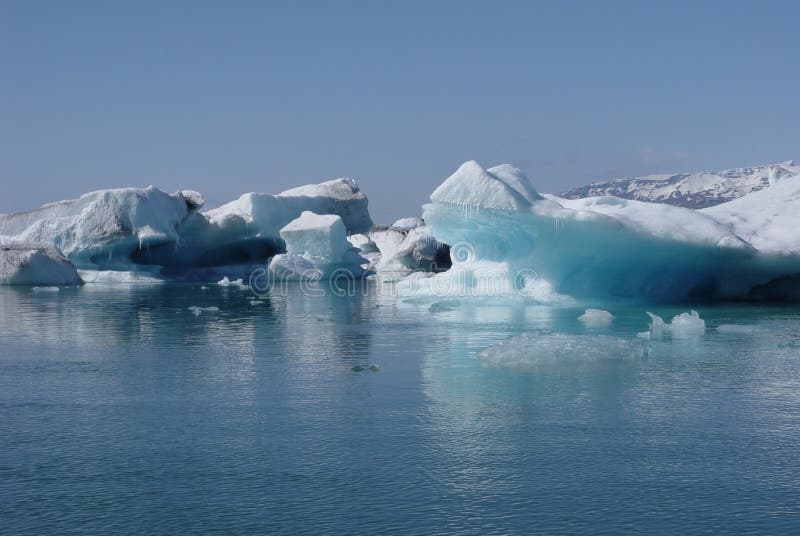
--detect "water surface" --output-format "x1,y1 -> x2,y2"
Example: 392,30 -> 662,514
1,284 -> 799,534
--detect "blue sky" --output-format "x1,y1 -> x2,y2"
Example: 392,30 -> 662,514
2,0 -> 799,221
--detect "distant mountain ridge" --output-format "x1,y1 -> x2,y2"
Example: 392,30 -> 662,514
560,161 -> 800,209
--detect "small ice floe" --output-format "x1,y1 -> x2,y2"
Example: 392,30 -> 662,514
188,305 -> 220,317
217,277 -> 249,289
31,286 -> 60,292
578,308 -> 615,327
200,285 -> 208,290
249,300 -> 263,306
477,332 -> 644,371
640,310 -> 705,339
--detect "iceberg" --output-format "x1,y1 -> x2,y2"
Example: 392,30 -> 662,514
268,211 -> 367,280
0,177 -> 373,281
131,178 -> 373,271
0,187 -> 201,270
399,160 -> 800,302
0,244 -> 83,286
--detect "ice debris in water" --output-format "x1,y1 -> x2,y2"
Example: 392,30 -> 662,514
217,277 -> 249,289
188,306 -> 220,316
31,286 -> 60,292
640,310 -> 705,339
477,332 -> 645,371
578,308 -> 615,327
716,324 -> 757,334
249,300 -> 263,306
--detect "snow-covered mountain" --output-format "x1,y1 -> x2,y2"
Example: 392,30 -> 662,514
561,161 -> 800,208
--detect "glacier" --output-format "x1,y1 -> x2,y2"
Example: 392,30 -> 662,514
398,160 -> 800,302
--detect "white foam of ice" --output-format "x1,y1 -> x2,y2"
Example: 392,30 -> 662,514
477,332 -> 645,371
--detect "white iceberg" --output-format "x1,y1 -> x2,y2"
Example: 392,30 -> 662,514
132,178 -> 373,271
399,160 -> 800,302
268,211 -> 367,280
0,178 -> 374,281
0,244 -> 83,286
0,187 -> 201,270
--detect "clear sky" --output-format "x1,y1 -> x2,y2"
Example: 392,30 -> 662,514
2,0 -> 799,222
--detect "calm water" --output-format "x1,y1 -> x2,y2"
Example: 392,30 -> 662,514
1,283 -> 800,535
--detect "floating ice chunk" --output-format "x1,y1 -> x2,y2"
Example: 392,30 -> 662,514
668,310 -> 706,337
643,310 -> 705,338
269,211 -> 367,280
578,308 -> 615,327
646,312 -> 666,339
188,305 -> 220,316
31,286 -> 60,292
477,332 -> 645,371
249,300 -> 264,306
217,276 -> 249,289
0,244 -> 83,285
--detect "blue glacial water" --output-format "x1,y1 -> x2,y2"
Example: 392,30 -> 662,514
1,283 -> 800,535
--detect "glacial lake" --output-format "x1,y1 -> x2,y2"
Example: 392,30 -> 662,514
1,283 -> 800,534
